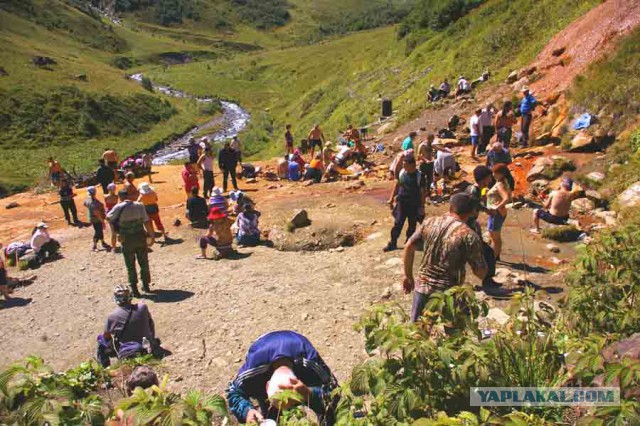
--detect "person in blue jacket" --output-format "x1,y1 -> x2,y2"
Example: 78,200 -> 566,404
226,330 -> 339,424
519,86 -> 537,148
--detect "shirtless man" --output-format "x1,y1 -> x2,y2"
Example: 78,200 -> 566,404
198,207 -> 235,260
306,124 -> 325,158
417,134 -> 435,198
102,148 -> 119,171
531,178 -> 575,233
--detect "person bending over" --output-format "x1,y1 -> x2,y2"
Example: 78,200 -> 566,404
532,177 -> 575,233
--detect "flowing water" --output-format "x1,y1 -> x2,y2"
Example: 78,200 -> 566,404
129,73 -> 250,165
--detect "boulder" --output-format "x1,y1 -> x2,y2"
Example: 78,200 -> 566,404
526,157 -> 554,182
546,243 -> 560,253
517,66 -> 537,79
618,181 -> 640,209
486,308 -> 510,326
506,70 -> 518,84
569,131 -> 598,152
552,47 -> 566,57
587,171 -> 605,183
289,209 -> 311,229
5,201 -> 18,209
571,198 -> 595,214
585,190 -> 604,207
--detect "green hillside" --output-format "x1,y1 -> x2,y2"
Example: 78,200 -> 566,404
0,0 -> 620,193
147,0 -> 602,159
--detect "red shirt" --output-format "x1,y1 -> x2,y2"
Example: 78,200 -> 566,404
182,167 -> 199,191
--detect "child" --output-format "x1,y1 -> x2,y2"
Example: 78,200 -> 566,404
198,207 -> 235,260
235,204 -> 261,247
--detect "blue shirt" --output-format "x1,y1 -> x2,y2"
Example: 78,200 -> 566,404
226,331 -> 337,423
520,94 -> 537,115
402,137 -> 414,151
288,162 -> 301,180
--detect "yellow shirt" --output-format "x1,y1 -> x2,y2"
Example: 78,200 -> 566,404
139,192 -> 158,206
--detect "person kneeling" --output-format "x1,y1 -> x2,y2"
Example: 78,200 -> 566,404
226,330 -> 339,425
97,285 -> 160,367
532,177 -> 575,233
198,207 -> 235,260
303,153 -> 324,183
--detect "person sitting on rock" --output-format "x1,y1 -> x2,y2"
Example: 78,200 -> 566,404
198,207 -> 235,260
30,222 -> 59,263
226,330 -> 339,425
427,84 -> 440,102
97,285 -> 159,367
303,153 -> 324,183
186,186 -> 208,228
531,178 -> 575,233
455,75 -> 470,98
235,204 -> 261,247
439,79 -> 450,98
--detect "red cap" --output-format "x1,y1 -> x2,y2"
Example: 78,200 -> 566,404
207,207 -> 227,221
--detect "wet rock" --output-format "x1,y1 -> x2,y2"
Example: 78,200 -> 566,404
289,209 -> 311,229
571,198 -> 595,214
618,181 -> 640,208
569,132 -> 598,152
587,171 -> 605,183
526,157 -> 554,182
486,307 -> 510,326
546,243 -> 560,253
5,202 -> 18,209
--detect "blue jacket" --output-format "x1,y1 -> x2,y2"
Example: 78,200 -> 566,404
520,94 -> 537,115
226,331 -> 338,424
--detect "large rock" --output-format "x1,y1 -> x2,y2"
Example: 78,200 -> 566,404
585,190 -> 604,207
569,131 -> 598,152
486,308 -> 510,326
587,171 -> 605,183
506,70 -> 518,84
571,198 -> 595,214
289,209 -> 311,229
526,157 -> 554,182
618,181 -> 640,209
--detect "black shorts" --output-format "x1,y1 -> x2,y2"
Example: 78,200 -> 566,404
536,209 -> 568,225
310,139 -> 322,149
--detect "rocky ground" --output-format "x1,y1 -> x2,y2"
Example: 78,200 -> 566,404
0,163 -> 582,395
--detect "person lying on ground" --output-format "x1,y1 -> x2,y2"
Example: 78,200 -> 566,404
97,285 -> 159,368
186,186 -> 208,228
226,330 -> 339,425
531,177 -> 575,233
84,186 -> 111,252
402,193 -> 488,323
235,204 -> 261,247
58,179 -> 80,226
30,222 -> 60,263
0,243 -> 36,301
304,153 -> 324,183
198,207 -> 235,260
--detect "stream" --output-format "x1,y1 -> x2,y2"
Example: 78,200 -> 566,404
129,73 -> 250,165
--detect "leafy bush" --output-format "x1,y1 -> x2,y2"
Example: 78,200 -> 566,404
141,75 -> 154,92
230,0 -> 290,29
567,226 -> 640,336
0,86 -> 176,149
399,0 -> 485,35
317,2 -> 412,37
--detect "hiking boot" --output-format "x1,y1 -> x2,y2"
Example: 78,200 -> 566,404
382,243 -> 397,253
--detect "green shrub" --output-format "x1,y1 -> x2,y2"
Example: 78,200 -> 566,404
0,86 -> 176,148
401,0 -> 486,33
230,0 -> 290,29
567,226 -> 640,336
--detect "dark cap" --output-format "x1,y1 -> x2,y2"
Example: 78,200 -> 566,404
450,193 -> 474,216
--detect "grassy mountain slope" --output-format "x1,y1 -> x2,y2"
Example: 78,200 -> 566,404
148,0 -> 601,159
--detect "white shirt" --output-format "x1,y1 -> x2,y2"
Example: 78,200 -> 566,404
458,78 -> 469,90
469,115 -> 480,137
30,229 -> 51,252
